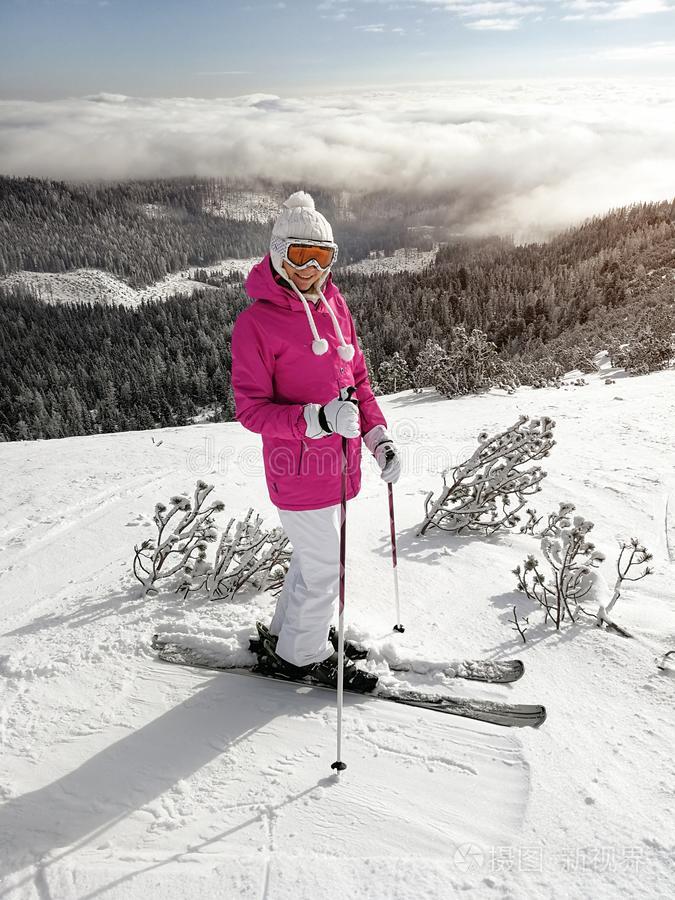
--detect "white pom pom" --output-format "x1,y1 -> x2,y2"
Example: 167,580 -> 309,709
312,338 -> 329,355
338,343 -> 355,361
284,191 -> 315,210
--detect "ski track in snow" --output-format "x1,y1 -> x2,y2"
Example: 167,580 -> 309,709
664,488 -> 675,565
0,469 -> 174,568
1,370 -> 674,898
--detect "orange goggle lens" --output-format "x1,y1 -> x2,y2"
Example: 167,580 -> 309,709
286,243 -> 335,270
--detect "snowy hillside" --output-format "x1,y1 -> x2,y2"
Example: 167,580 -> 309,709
0,258 -> 259,308
339,244 -> 439,276
202,189 -> 283,223
0,247 -> 440,307
1,370 -> 674,899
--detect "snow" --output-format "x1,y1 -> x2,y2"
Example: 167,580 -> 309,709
139,203 -> 169,220
0,259 -> 258,307
1,369 -> 674,898
203,190 -> 283,223
139,191 -> 282,223
0,246 -> 438,306
339,245 -> 438,276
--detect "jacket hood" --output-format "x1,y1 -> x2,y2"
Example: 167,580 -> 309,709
243,254 -> 354,362
245,254 -> 339,310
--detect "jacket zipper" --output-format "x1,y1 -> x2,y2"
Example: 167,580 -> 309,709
297,440 -> 306,476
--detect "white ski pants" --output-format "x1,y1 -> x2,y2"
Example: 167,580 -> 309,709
270,502 -> 345,667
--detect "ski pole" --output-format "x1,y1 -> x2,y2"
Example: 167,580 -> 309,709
331,430 -> 348,773
387,472 -> 405,634
332,385 -> 356,774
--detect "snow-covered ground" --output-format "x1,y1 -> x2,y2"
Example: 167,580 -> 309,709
137,192 -> 281,223
202,189 -> 283,223
139,203 -> 170,220
0,259 -> 258,307
1,369 -> 674,898
0,245 -> 438,307
339,245 -> 438,276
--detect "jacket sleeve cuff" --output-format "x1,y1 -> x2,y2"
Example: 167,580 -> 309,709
303,403 -> 328,440
363,424 -> 393,455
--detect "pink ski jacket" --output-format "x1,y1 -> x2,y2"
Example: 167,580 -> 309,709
231,255 -> 387,511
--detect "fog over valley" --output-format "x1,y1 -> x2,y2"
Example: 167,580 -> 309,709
2,78 -> 675,239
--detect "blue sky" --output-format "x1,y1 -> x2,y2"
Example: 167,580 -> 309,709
1,0 -> 675,99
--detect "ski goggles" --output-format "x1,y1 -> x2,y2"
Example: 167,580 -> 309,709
279,238 -> 338,271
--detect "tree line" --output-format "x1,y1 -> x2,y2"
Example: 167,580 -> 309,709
0,283 -> 244,441
0,176 -> 423,288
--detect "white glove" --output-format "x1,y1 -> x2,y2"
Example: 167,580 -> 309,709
364,424 -> 401,484
304,387 -> 360,439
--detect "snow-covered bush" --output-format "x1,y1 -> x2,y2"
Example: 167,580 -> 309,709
133,484 -> 290,602
180,507 -> 291,602
418,414 -> 555,536
513,510 -> 605,629
520,502 -> 575,539
133,481 -> 222,597
593,538 -> 653,636
513,504 -> 653,637
511,607 -> 530,644
611,329 -> 673,375
520,507 -> 543,535
412,327 -> 514,397
504,355 -> 563,390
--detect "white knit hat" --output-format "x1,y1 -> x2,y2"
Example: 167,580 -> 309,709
269,191 -> 353,361
270,191 -> 334,284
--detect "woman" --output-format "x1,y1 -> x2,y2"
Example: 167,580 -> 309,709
231,192 -> 400,688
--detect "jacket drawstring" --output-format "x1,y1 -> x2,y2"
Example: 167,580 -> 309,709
286,278 -> 355,361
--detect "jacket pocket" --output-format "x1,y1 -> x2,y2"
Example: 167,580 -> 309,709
266,439 -> 301,479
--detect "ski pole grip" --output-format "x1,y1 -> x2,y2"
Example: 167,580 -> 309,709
340,385 -> 358,404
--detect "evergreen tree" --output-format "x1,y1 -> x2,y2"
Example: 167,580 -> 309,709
378,351 -> 411,393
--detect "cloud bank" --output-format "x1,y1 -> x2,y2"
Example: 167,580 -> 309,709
1,79 -> 675,240
323,0 -> 675,30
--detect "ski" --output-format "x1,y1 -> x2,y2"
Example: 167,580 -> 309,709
152,636 -> 546,728
251,628 -> 525,684
388,658 -> 524,684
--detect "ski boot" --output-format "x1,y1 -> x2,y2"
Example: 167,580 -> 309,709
250,622 -> 299,677
328,626 -> 369,661
249,620 -> 276,657
251,621 -> 368,662
311,652 -> 378,693
256,637 -> 316,681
